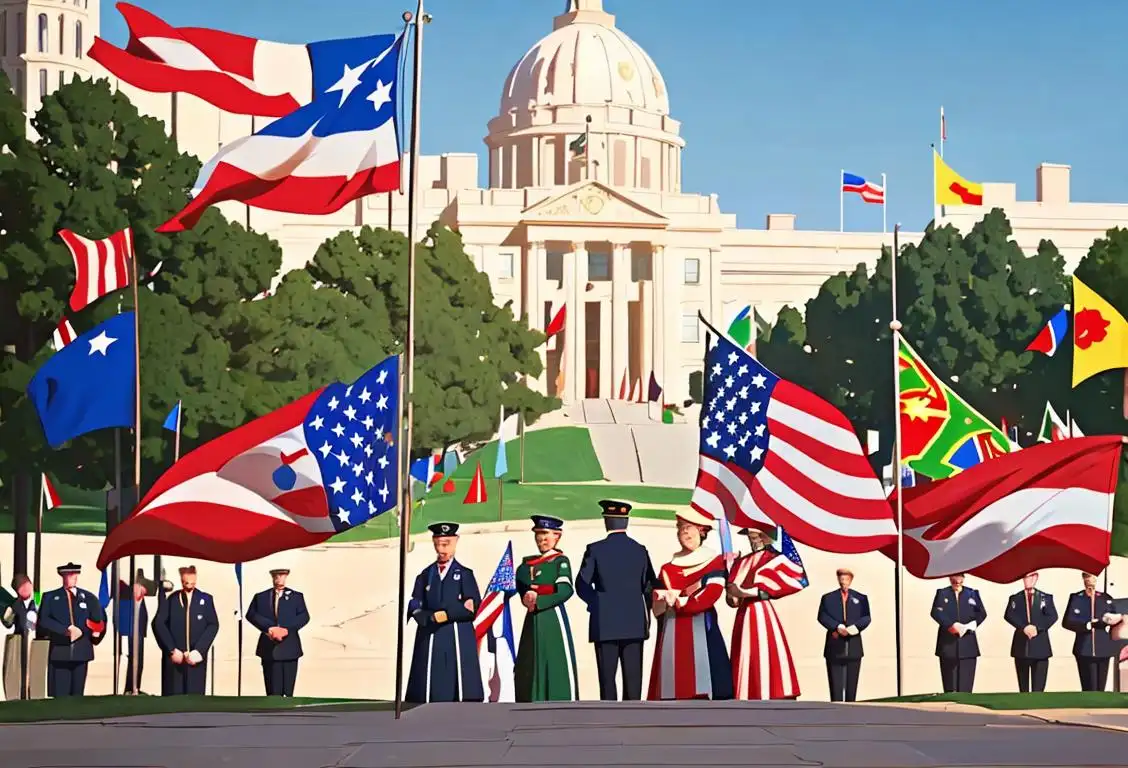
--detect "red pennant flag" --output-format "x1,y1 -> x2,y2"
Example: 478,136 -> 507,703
442,478 -> 456,494
618,371 -> 628,400
462,462 -> 488,504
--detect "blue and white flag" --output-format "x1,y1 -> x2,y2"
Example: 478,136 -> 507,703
163,400 -> 182,432
494,406 -> 508,479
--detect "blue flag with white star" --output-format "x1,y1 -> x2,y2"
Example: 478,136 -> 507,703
27,311 -> 136,448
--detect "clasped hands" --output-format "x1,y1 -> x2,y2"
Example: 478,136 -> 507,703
1022,624 -> 1038,639
653,589 -> 682,614
433,599 -> 476,623
169,649 -> 204,665
66,625 -> 82,642
267,626 -> 289,642
946,622 -> 976,637
834,624 -> 859,638
1100,612 -> 1124,626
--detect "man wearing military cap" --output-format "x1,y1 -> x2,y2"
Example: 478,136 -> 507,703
515,515 -> 580,701
575,500 -> 658,700
246,568 -> 310,696
152,565 -> 220,695
36,562 -> 106,697
405,523 -> 484,702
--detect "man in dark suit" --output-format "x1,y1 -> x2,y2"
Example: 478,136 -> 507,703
2,574 -> 40,699
1003,571 -> 1057,693
575,500 -> 658,701
1063,571 -> 1124,691
246,568 -> 310,696
36,562 -> 106,697
117,578 -> 150,694
931,573 -> 987,693
816,567 -> 871,702
152,565 -> 220,695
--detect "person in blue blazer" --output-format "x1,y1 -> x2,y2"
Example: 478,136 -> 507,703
405,523 -> 484,703
1003,571 -> 1057,692
36,562 -> 106,697
246,568 -> 310,696
575,500 -> 658,701
931,573 -> 987,693
816,567 -> 871,702
151,565 -> 220,695
1062,571 -> 1124,691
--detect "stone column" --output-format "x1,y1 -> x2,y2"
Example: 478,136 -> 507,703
708,248 -> 723,327
526,241 -> 546,394
570,242 -> 588,403
610,243 -> 630,399
640,254 -> 654,399
657,244 -> 680,405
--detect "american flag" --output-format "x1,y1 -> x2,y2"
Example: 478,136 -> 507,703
690,316 -> 898,554
58,228 -> 134,312
52,317 -> 77,351
771,528 -> 809,590
96,355 -> 401,567
473,542 -> 516,643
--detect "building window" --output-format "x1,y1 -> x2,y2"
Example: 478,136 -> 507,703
58,70 -> 64,89
587,249 -> 610,281
75,21 -> 82,58
1,12 -> 7,57
39,68 -> 47,99
58,15 -> 63,55
14,68 -> 22,100
683,258 -> 700,285
641,156 -> 652,189
545,250 -> 564,283
17,13 -> 25,55
630,249 -> 652,282
37,13 -> 47,54
681,312 -> 700,343
496,252 -> 514,280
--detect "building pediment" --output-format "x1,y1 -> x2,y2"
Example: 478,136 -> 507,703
521,181 -> 668,229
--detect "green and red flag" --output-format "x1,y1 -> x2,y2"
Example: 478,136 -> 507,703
898,334 -> 1011,480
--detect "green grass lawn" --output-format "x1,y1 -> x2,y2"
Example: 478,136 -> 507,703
0,695 -> 402,723
450,427 -> 603,483
332,480 -> 690,542
0,505 -> 106,536
874,691 -> 1128,710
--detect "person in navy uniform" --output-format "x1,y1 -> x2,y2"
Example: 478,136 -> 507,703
36,562 -> 106,697
816,567 -> 871,702
931,573 -> 987,693
246,568 -> 310,696
575,500 -> 658,701
1062,571 -> 1124,691
117,578 -> 150,694
152,565 -> 220,695
1003,571 -> 1057,693
405,523 -> 484,703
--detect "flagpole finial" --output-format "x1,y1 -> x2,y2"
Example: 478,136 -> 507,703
890,320 -> 902,331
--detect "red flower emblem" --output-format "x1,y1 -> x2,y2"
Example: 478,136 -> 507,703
1074,308 -> 1110,350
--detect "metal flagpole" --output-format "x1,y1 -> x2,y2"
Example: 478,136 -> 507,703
881,173 -> 888,234
128,215 -> 144,696
931,144 -> 940,228
395,4 -> 430,720
939,106 -> 946,158
519,410 -> 526,483
111,429 -> 122,696
237,569 -> 244,696
33,475 -> 44,598
839,169 -> 844,232
584,115 -> 592,180
890,223 -> 905,697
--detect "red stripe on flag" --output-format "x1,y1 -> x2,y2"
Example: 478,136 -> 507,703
118,2 -> 260,79
773,380 -> 858,433
95,238 -> 108,299
949,182 -> 982,206
766,419 -> 877,478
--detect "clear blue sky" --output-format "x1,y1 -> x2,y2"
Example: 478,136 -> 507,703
104,0 -> 1128,232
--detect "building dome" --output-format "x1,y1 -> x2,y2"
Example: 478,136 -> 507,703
500,0 -> 669,116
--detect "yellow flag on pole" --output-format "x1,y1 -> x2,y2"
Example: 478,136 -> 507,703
1072,275 -> 1128,386
933,151 -> 984,207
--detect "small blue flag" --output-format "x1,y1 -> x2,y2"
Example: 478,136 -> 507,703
163,400 -> 181,432
27,312 -> 136,448
234,562 -> 243,587
98,569 -> 111,611
442,449 -> 458,477
778,527 -> 809,588
494,406 -> 508,479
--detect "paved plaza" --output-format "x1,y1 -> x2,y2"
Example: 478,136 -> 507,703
2,700 -> 1128,767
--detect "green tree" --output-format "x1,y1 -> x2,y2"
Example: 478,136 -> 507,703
762,210 -> 1069,453
0,77 -> 281,563
241,224 -> 559,457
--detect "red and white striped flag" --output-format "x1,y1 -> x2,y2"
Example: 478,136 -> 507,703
690,318 -> 897,554
888,436 -> 1121,583
42,474 -> 61,511
51,318 -> 77,351
58,228 -> 134,312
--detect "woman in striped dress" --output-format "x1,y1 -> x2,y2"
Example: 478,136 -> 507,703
646,509 -> 733,700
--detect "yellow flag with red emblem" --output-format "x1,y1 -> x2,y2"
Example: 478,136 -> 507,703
1071,276 -> 1128,386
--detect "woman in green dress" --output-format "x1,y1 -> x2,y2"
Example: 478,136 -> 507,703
514,515 -> 581,701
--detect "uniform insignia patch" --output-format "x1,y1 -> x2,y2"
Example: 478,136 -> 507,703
453,573 -> 461,581
968,598 -> 976,605
851,597 -> 859,604
943,598 -> 949,604
1074,608 -> 1081,614
79,602 -> 87,609
1009,601 -> 1015,610
198,614 -> 203,620
200,599 -> 206,605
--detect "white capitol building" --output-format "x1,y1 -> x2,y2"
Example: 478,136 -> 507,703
4,0 -> 1128,406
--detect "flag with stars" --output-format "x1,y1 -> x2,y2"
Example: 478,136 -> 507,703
27,311 -> 137,448
157,33 -> 403,232
96,354 -> 401,569
689,314 -> 897,554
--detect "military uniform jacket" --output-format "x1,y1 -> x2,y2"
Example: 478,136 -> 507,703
1062,590 -> 1119,658
575,532 -> 658,643
1003,589 -> 1056,659
405,559 -> 484,702
816,589 -> 871,660
152,589 -> 220,655
246,588 -> 309,661
36,586 -> 106,663
931,586 -> 987,659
